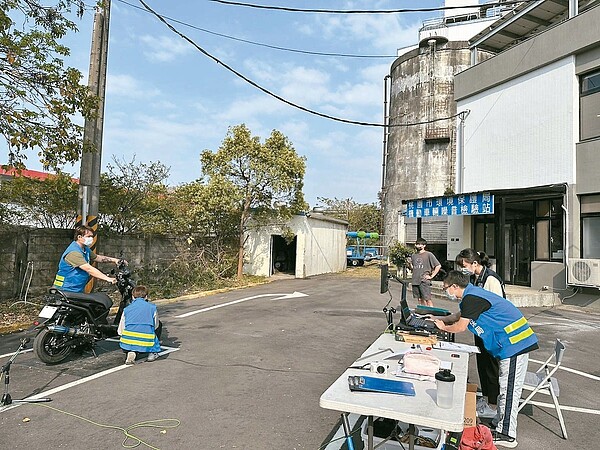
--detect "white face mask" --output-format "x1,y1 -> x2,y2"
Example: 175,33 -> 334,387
83,236 -> 94,247
445,291 -> 458,301
460,267 -> 473,276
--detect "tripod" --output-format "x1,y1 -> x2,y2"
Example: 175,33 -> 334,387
1,338 -> 52,406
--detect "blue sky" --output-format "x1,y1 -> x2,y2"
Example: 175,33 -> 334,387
9,0 -> 446,206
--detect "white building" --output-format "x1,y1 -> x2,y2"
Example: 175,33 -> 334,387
244,213 -> 348,278
450,0 -> 600,291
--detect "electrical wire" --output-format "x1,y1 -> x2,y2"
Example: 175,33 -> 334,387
32,403 -> 180,450
138,0 -> 463,128
209,0 -> 533,14
115,0 -> 397,59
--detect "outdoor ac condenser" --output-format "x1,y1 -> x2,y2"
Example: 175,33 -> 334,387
567,258 -> 600,286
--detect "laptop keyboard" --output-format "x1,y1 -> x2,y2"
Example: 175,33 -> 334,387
409,316 -> 432,329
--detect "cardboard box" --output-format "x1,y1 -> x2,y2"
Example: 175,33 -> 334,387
464,383 -> 478,429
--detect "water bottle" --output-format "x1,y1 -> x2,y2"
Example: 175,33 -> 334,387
435,369 -> 455,409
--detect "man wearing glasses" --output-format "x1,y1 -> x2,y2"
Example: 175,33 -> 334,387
433,271 -> 538,448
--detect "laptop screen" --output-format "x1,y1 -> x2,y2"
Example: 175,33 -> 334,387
399,297 -> 413,324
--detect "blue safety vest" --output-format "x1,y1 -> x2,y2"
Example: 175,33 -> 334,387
461,284 -> 538,360
119,298 -> 161,353
53,241 -> 92,292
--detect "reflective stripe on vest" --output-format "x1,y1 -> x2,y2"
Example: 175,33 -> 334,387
508,326 -> 534,344
504,316 -> 528,334
120,330 -> 156,347
54,275 -> 65,286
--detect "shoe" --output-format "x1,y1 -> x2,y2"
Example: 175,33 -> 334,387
125,351 -> 136,365
147,352 -> 159,362
476,399 -> 498,419
492,431 -> 518,448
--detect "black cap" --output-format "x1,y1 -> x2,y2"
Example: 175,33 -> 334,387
435,369 -> 455,382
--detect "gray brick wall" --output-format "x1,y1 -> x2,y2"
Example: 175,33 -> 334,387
0,227 -> 179,300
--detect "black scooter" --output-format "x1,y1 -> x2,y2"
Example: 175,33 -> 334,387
33,260 -> 134,364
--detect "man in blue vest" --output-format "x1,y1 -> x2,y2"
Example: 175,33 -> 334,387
118,285 -> 162,364
434,271 -> 538,449
53,225 -> 121,292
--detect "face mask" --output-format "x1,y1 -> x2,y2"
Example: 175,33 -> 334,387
460,267 -> 473,276
445,291 -> 458,301
83,236 -> 94,247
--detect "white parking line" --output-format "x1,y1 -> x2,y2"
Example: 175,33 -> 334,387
0,344 -> 179,413
529,358 -> 600,381
0,348 -> 33,360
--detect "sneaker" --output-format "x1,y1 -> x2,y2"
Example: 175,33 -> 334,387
125,351 -> 136,365
492,431 -> 518,448
476,399 -> 498,419
147,352 -> 159,362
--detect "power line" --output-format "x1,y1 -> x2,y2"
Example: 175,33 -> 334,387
138,0 -> 462,128
208,0 -> 532,14
114,0 -> 396,59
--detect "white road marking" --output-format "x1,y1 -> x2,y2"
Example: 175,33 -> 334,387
529,358 -> 600,381
0,344 -> 179,413
174,291 -> 308,318
526,400 -> 600,415
0,348 -> 33,359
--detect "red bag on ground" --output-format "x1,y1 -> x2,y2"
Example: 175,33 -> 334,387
459,425 -> 497,450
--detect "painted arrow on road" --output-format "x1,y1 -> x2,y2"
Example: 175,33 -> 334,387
174,291 -> 308,318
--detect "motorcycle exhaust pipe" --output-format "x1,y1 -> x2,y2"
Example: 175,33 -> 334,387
47,325 -> 95,337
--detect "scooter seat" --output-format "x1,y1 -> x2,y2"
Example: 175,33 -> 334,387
52,289 -> 114,310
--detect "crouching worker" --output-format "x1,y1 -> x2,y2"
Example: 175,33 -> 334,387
118,285 -> 162,365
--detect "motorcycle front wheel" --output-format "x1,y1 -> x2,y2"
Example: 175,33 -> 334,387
33,329 -> 73,364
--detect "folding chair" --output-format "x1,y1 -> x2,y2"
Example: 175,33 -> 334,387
518,339 -> 567,439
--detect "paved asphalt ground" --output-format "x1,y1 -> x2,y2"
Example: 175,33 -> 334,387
0,271 -> 599,449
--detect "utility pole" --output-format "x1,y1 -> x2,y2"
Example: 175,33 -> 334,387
78,0 -> 111,291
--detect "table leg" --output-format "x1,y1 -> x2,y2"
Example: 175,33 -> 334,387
368,415 -> 374,450
408,423 -> 415,450
341,412 -> 355,450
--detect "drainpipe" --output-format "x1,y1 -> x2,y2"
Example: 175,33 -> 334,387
381,75 -> 391,193
381,74 -> 391,240
456,110 -> 470,194
562,189 -> 569,287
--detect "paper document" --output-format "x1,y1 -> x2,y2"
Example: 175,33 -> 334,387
433,341 -> 481,353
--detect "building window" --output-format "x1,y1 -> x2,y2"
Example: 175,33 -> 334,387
580,69 -> 600,141
581,194 -> 600,258
535,199 -> 563,261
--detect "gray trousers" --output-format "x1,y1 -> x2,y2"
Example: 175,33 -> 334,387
494,352 -> 529,438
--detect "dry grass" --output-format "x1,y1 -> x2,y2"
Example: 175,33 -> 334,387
0,300 -> 41,334
340,261 -> 383,278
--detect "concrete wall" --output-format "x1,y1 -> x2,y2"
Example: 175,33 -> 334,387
0,227 -> 179,300
458,57 -> 576,192
383,39 -> 495,243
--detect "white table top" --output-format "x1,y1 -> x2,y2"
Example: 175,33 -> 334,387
319,333 -> 469,432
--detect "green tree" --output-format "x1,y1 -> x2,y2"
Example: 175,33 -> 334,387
98,156 -> 173,234
200,124 -> 307,279
172,176 -> 239,242
0,171 -> 78,227
316,197 -> 381,232
1,0 -> 98,169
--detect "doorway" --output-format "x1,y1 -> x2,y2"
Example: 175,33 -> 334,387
271,235 -> 297,275
503,201 -> 534,285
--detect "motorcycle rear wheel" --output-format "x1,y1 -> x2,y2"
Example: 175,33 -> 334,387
33,329 -> 73,364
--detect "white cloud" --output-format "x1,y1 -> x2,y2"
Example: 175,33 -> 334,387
139,34 -> 192,62
107,73 -> 161,100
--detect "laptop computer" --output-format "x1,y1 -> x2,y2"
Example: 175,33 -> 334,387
398,297 -> 439,331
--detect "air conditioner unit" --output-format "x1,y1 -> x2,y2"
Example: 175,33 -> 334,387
567,258 -> 600,286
